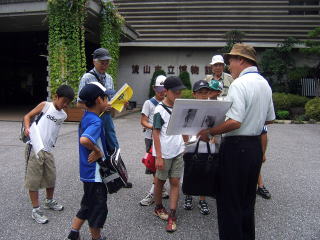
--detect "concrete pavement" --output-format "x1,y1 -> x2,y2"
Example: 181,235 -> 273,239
0,113 -> 319,240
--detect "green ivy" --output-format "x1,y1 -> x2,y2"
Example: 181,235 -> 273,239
100,1 -> 124,88
48,0 -> 86,98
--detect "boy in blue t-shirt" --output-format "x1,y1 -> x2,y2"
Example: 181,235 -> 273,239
66,82 -> 109,240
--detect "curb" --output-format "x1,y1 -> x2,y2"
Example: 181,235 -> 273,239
274,119 -> 320,124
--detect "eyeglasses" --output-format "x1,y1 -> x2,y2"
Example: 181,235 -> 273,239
97,60 -> 110,65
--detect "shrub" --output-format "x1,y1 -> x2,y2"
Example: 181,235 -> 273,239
305,97 -> 320,121
272,93 -> 309,111
149,70 -> 166,98
180,89 -> 193,99
276,110 -> 290,120
179,71 -> 192,90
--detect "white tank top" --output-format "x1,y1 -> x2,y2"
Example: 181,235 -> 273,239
37,102 -> 67,152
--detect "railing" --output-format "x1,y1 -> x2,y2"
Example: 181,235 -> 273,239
301,78 -> 320,97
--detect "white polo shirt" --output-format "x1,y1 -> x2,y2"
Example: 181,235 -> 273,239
224,66 -> 275,136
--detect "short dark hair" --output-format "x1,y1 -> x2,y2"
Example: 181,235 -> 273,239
229,55 -> 257,67
56,85 -> 75,101
84,95 -> 106,108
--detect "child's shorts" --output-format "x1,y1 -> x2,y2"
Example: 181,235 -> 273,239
155,154 -> 183,181
76,182 -> 108,229
25,145 -> 56,191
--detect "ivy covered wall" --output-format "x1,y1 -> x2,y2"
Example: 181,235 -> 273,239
47,0 -> 123,98
48,0 -> 87,98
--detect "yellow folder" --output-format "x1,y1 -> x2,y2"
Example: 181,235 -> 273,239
109,83 -> 133,112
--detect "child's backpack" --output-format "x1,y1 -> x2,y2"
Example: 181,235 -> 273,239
19,102 -> 50,143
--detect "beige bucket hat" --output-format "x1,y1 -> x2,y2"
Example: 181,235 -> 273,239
223,43 -> 257,64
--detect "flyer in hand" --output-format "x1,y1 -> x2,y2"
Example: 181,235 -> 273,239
109,83 -> 133,112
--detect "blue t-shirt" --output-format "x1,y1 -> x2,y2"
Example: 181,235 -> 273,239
79,111 -> 108,182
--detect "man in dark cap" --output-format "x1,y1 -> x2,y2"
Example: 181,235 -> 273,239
197,43 -> 275,240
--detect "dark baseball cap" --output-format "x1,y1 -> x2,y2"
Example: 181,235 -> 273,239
79,82 -> 109,102
163,76 -> 186,91
93,48 -> 112,61
193,80 -> 210,92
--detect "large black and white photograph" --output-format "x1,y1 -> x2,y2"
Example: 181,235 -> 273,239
166,99 -> 232,135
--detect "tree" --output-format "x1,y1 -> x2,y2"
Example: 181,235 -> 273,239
260,37 -> 299,93
218,30 -> 246,53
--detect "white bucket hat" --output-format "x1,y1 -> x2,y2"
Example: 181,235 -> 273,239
210,55 -> 225,65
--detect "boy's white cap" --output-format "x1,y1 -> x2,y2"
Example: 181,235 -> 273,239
210,55 -> 225,65
155,75 -> 166,87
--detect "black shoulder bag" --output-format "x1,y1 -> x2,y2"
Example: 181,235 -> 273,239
182,139 -> 219,197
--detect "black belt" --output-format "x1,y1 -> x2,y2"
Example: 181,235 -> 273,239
222,135 -> 260,143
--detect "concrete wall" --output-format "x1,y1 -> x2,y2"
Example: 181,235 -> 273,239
117,46 -> 222,106
117,46 -> 319,106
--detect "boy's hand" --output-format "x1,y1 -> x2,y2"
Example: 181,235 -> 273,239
104,103 -> 112,112
88,150 -> 103,163
24,127 -> 30,137
156,157 -> 165,170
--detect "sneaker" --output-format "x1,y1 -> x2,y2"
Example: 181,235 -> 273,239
183,196 -> 193,210
65,231 -> 81,240
43,199 -> 64,211
154,207 -> 169,220
162,189 -> 169,199
166,216 -> 177,233
32,207 -> 48,224
198,200 -> 210,215
139,193 -> 154,206
257,186 -> 271,199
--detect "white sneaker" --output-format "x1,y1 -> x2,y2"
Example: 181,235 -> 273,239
32,207 -> 48,224
43,199 -> 64,211
139,193 -> 154,206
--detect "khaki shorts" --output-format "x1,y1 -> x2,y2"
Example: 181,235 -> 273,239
25,145 -> 56,191
155,154 -> 183,181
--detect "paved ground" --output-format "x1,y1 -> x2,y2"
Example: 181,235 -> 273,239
0,113 -> 320,240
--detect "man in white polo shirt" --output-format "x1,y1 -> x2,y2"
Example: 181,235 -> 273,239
197,44 -> 275,240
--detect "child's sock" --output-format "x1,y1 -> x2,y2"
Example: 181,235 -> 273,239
149,184 -> 155,195
155,204 -> 164,210
67,229 -> 79,240
169,209 -> 176,218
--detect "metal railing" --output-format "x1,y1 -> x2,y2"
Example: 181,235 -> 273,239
301,78 -> 320,97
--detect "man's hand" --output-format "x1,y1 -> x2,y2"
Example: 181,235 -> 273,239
155,156 -> 165,170
262,154 -> 266,163
197,129 -> 211,142
88,150 -> 103,163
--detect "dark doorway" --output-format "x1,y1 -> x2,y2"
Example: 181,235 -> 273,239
0,31 -> 48,108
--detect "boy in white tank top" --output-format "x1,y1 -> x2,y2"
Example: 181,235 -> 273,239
23,85 -> 75,224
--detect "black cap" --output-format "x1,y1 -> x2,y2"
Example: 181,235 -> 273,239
163,76 -> 186,91
93,48 -> 112,60
79,82 -> 109,102
193,80 -> 210,92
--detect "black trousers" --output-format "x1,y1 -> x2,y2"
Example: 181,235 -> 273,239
217,136 -> 262,240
